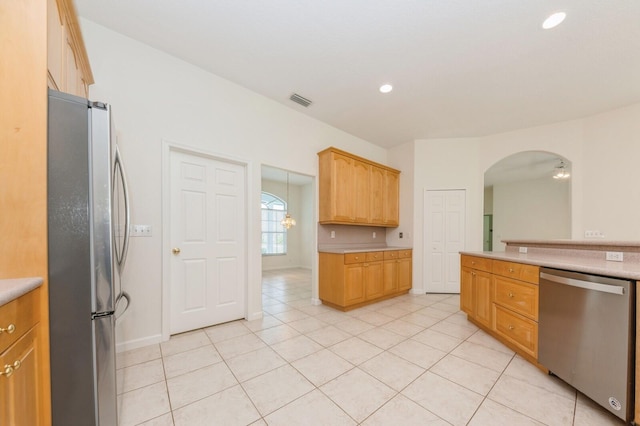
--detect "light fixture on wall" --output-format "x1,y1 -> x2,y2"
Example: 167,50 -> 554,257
553,160 -> 571,179
281,172 -> 297,229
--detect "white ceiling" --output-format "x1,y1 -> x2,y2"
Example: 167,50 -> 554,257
75,0 -> 640,148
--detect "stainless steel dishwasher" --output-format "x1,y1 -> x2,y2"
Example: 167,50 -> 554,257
539,268 -> 635,423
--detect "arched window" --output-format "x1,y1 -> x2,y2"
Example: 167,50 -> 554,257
261,192 -> 287,255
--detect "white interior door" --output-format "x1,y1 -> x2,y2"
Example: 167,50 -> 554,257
424,189 -> 466,293
170,149 -> 246,334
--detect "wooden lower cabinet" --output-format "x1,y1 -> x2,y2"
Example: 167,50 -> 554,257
320,249 -> 412,310
0,288 -> 44,426
460,255 -> 540,364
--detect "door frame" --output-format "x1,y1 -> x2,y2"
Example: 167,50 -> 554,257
161,140 -> 250,341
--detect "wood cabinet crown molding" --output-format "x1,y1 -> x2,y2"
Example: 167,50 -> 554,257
317,147 -> 400,174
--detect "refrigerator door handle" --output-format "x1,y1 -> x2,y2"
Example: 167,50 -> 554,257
114,145 -> 131,274
115,291 -> 131,320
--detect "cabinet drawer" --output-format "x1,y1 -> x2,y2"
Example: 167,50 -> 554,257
492,260 -> 539,284
0,289 -> 39,354
493,276 -> 538,320
494,305 -> 538,358
344,253 -> 366,264
398,249 -> 412,259
366,252 -> 384,262
384,250 -> 399,260
461,255 -> 492,272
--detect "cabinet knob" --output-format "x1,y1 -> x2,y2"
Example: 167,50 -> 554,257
508,292 -> 514,298
172,247 -> 181,255
471,261 -> 476,265
508,324 -> 514,330
0,360 -> 21,378
354,256 -> 359,260
0,324 -> 15,334
508,268 -> 514,273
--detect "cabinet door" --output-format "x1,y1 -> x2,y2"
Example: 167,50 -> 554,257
383,170 -> 399,226
460,267 -> 474,315
0,326 -> 40,426
474,271 -> 493,328
364,261 -> 384,300
397,257 -> 412,291
353,160 -> 370,223
383,260 -> 398,295
369,166 -> 385,224
47,0 -> 63,90
331,153 -> 354,222
344,264 -> 365,305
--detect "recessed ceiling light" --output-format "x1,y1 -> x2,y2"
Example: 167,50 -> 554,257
379,84 -> 393,94
542,12 -> 566,29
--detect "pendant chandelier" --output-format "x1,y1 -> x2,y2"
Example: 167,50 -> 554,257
553,160 -> 571,180
281,172 -> 296,229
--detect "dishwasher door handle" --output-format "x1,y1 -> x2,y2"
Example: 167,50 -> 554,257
540,272 -> 625,295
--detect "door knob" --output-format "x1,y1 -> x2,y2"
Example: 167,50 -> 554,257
172,247 -> 181,255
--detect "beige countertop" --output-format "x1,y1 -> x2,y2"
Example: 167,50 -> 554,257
461,250 -> 640,280
0,277 -> 44,307
319,246 -> 412,254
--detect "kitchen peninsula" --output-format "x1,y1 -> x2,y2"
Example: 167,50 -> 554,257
460,239 -> 640,424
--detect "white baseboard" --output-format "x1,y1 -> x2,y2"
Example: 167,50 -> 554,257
247,310 -> 264,321
116,333 -> 164,354
410,288 -> 425,295
311,298 -> 322,306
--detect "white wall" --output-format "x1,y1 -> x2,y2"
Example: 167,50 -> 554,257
80,19 -> 388,351
492,177 -> 571,251
581,103 -> 640,239
406,103 -> 640,295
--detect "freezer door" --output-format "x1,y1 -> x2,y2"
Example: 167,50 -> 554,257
94,314 -> 118,426
90,103 -> 116,314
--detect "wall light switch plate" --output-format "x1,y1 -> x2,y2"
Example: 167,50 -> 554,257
519,247 -> 528,254
330,231 -> 335,239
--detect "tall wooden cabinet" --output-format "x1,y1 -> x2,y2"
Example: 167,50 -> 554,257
318,147 -> 400,227
1,0 -> 92,423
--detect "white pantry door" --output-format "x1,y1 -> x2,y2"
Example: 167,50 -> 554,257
169,150 -> 246,334
424,190 -> 466,293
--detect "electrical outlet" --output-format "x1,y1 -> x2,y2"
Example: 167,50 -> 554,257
330,231 -> 335,239
399,232 -> 403,239
372,232 -> 376,239
606,251 -> 624,262
519,247 -> 528,254
131,224 -> 153,237
585,230 -> 605,239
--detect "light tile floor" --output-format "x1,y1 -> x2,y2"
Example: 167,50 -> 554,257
116,268 -> 626,425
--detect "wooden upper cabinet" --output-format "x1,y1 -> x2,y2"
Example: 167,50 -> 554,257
369,166 -> 385,225
383,169 -> 399,226
318,147 -> 400,227
47,0 -> 93,97
353,160 -> 371,223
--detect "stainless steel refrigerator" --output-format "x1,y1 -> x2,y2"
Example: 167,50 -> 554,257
48,89 -> 131,426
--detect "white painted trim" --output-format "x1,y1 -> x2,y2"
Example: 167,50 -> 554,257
116,334 -> 163,353
161,140 -> 251,341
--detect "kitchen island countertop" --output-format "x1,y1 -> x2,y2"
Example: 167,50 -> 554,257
461,249 -> 640,280
0,277 -> 43,307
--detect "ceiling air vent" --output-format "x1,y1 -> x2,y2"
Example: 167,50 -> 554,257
289,93 -> 312,108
